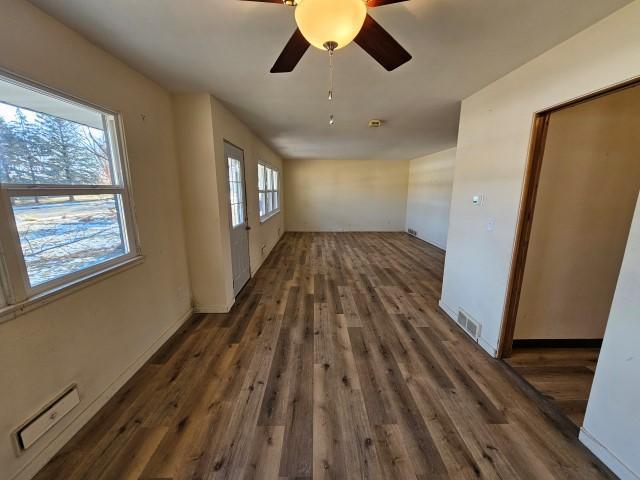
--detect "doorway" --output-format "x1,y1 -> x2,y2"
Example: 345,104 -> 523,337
225,141 -> 251,296
500,80 -> 640,427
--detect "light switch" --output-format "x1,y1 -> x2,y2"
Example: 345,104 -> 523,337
472,195 -> 484,206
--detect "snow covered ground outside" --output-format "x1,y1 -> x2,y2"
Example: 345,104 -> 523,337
12,197 -> 126,286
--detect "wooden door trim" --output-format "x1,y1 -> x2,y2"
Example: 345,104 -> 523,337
497,76 -> 640,358
497,114 -> 549,358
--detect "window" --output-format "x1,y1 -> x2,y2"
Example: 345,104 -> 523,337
0,73 -> 138,305
228,156 -> 245,228
258,162 -> 279,221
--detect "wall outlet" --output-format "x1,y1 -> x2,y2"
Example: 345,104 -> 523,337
486,217 -> 496,232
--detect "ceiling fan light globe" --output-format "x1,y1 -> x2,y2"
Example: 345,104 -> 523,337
294,0 -> 367,50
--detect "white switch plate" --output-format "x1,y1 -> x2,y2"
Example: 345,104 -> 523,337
472,195 -> 484,206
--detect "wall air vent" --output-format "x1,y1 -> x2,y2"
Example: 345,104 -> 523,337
14,386 -> 80,453
457,309 -> 481,341
407,228 -> 417,236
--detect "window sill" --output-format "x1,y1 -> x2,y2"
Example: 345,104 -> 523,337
260,210 -> 281,224
0,255 -> 145,325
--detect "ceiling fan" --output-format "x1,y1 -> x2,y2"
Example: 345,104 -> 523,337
240,0 -> 412,73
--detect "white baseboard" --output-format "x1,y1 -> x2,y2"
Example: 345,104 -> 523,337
11,307 -> 194,480
579,428 -> 639,480
412,233 -> 447,251
438,299 -> 498,358
477,336 -> 498,357
251,231 -> 282,276
285,227 -> 405,232
194,301 -> 234,314
438,298 -> 457,320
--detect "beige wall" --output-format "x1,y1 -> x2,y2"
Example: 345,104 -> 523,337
515,85 -> 640,340
284,158 -> 409,232
174,94 -> 284,312
439,0 -> 640,356
211,98 -> 284,277
405,148 -> 456,250
173,94 -> 229,311
0,1 -> 192,479
582,194 -> 640,480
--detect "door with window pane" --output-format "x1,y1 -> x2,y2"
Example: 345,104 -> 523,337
225,141 -> 250,295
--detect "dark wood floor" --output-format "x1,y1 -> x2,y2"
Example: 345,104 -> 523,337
34,232 -> 614,480
505,347 -> 599,427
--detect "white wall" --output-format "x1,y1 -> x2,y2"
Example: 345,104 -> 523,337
284,158 -> 409,232
405,148 -> 455,250
174,94 -> 284,312
439,0 -> 640,357
580,195 -> 640,480
0,1 -> 192,479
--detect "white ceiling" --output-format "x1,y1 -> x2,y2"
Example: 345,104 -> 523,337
30,0 -> 631,160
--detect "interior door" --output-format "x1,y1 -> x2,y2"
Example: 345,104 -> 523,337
225,141 -> 251,295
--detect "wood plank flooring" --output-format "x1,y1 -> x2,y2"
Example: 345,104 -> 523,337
505,347 -> 599,427
34,232 -> 614,480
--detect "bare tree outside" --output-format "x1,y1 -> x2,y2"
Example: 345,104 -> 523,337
0,102 -> 126,286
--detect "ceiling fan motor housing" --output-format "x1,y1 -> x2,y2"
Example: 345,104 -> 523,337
323,41 -> 338,51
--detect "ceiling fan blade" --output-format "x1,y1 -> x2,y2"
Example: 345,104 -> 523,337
271,28 -> 310,73
366,0 -> 408,7
354,14 -> 411,71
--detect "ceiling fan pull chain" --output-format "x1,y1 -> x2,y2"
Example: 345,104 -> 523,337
322,40 -> 338,126
328,48 -> 334,101
328,48 -> 334,125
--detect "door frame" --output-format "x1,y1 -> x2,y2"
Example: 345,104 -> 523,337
497,76 -> 640,358
223,139 -> 252,296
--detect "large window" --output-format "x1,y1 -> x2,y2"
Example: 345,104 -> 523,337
258,162 -> 279,221
0,73 -> 138,305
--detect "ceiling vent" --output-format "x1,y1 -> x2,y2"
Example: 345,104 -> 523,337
368,119 -> 383,128
457,309 -> 481,341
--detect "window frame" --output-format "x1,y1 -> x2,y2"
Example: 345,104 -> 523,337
0,70 -> 141,310
258,161 -> 280,223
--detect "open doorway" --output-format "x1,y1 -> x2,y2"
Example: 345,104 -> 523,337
500,79 -> 640,428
